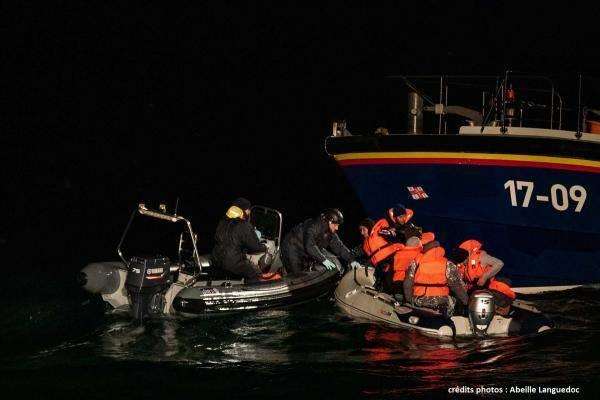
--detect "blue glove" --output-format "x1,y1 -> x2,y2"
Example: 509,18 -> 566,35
255,229 -> 262,240
322,259 -> 337,270
349,261 -> 361,269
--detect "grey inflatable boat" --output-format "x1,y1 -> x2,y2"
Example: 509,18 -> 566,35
79,203 -> 341,319
335,265 -> 554,337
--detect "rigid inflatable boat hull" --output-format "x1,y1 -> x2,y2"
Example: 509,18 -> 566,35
173,267 -> 340,316
335,266 -> 554,337
82,262 -> 341,317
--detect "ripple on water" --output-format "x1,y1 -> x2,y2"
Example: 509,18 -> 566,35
3,288 -> 599,396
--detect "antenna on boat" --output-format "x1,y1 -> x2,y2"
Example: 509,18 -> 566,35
576,73 -> 583,139
500,70 -> 511,135
175,197 -> 180,216
480,76 -> 503,134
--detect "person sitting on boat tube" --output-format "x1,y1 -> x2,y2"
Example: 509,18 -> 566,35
361,217 -> 405,290
359,205 -> 422,291
450,240 -> 516,315
403,240 -> 469,316
212,198 -> 273,281
280,209 -> 361,273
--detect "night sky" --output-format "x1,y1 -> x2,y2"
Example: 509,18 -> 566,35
6,2 -> 600,272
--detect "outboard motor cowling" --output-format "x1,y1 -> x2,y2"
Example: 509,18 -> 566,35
125,256 -> 173,320
468,290 -> 496,336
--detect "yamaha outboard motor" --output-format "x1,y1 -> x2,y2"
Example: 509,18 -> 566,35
468,290 -> 496,336
125,256 -> 174,321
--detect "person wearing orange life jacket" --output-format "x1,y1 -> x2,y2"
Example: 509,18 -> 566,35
457,240 -> 505,289
451,240 -> 516,314
359,204 -> 420,286
362,218 -> 404,268
384,204 -> 423,243
403,241 -> 469,315
359,216 -> 404,291
386,230 -> 436,297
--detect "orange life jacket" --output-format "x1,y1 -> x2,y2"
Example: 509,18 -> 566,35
421,231 -> 435,245
362,219 -> 403,267
458,239 -> 516,300
460,248 -> 488,285
392,245 -> 422,282
413,246 -> 450,297
488,278 -> 516,300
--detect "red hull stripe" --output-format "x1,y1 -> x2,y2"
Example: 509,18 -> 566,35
338,157 -> 600,173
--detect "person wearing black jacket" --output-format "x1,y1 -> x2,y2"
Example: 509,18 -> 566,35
211,198 -> 266,280
281,209 -> 361,273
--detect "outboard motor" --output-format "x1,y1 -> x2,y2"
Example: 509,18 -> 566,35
125,256 -> 175,320
468,290 -> 496,336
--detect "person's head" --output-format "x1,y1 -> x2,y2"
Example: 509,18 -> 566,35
231,197 -> 252,219
459,239 -> 482,254
387,204 -> 413,225
405,236 -> 422,248
447,247 -> 470,266
321,208 -> 344,233
358,218 -> 374,239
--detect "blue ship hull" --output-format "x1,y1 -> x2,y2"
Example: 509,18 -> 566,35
326,134 -> 600,289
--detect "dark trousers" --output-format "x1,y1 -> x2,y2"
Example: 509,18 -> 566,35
378,266 -> 404,297
281,239 -> 305,273
223,258 -> 262,280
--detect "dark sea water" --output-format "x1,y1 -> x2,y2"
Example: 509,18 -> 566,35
1,267 -> 599,399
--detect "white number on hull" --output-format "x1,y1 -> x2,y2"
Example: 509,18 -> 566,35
517,181 -> 534,207
569,185 -> 587,212
550,184 -> 569,211
504,180 -> 587,212
504,180 -> 518,206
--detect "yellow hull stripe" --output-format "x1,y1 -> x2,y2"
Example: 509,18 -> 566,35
333,152 -> 600,169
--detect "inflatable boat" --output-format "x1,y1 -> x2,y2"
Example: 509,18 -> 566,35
79,203 -> 342,319
335,265 -> 554,337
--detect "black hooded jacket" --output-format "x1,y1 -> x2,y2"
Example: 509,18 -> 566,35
283,217 -> 354,263
212,217 -> 266,268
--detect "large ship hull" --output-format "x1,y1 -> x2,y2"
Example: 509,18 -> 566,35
326,134 -> 600,290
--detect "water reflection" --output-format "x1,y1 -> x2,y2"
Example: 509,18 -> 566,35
18,288 -> 600,396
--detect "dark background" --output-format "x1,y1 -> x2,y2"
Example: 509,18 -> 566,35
5,2 -> 600,275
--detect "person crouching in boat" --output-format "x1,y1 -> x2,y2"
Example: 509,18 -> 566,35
403,240 -> 469,316
281,209 -> 361,273
385,230 -> 436,300
452,240 -> 516,315
360,216 -> 405,290
359,205 -> 422,290
386,204 -> 422,243
212,198 -> 269,281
